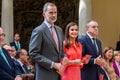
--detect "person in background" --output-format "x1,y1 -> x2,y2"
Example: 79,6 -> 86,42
0,27 -> 22,80
78,20 -> 105,80
102,46 -> 120,80
2,43 -> 16,59
12,46 -> 17,59
62,22 -> 90,80
116,41 -> 120,51
112,51 -> 120,77
10,33 -> 23,51
29,2 -> 68,80
15,49 -> 29,74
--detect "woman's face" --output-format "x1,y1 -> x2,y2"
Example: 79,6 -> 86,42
105,49 -> 114,60
68,25 -> 78,40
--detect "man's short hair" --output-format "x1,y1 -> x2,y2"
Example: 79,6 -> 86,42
43,2 -> 56,12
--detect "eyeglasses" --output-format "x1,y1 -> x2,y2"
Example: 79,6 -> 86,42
7,49 -> 15,52
0,33 -> 5,37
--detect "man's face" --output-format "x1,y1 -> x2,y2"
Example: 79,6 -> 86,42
43,6 -> 57,25
21,49 -> 29,63
0,28 -> 5,46
87,21 -> 99,37
3,45 -> 13,57
14,34 -> 20,41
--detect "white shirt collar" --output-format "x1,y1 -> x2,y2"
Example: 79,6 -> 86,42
17,59 -> 24,66
44,20 -> 54,29
87,32 -> 93,39
15,41 -> 19,43
87,32 -> 97,40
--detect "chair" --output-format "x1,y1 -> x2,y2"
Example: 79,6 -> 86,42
22,73 -> 34,80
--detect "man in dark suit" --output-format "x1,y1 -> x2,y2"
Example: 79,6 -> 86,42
15,49 -> 29,74
2,43 -> 16,59
78,20 -> 105,80
0,27 -> 22,80
29,2 -> 68,80
10,33 -> 23,51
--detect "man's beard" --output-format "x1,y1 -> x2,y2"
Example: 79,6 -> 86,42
46,17 -> 57,24
51,19 -> 57,23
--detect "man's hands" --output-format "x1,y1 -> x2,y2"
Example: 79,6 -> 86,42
53,57 -> 69,75
95,55 -> 105,66
82,55 -> 92,64
53,63 -> 63,71
61,57 -> 69,65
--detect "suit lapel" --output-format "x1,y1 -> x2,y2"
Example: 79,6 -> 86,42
43,23 -> 58,51
54,26 -> 61,52
86,35 -> 95,49
0,53 -> 6,65
13,42 -> 18,50
86,35 -> 99,56
96,39 -> 102,55
0,55 -> 13,74
1,48 -> 14,72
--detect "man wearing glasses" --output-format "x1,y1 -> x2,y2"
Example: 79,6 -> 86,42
0,27 -> 22,80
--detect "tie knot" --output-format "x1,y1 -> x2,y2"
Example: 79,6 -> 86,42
92,38 -> 96,40
23,64 -> 26,67
51,26 -> 54,28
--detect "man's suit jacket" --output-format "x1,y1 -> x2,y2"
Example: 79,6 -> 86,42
14,60 -> 29,74
0,48 -> 21,80
78,34 -> 102,80
112,61 -> 120,77
29,22 -> 65,80
10,41 -> 23,51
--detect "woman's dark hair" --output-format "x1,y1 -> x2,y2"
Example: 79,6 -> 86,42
103,46 -> 114,62
64,22 -> 78,48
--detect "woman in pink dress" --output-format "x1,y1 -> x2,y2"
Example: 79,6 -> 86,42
62,22 -> 83,80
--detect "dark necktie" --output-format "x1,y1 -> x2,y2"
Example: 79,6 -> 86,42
92,38 -> 99,52
22,64 -> 28,73
0,49 -> 11,69
51,26 -> 59,50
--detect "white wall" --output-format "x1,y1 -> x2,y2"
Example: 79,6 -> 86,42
92,0 -> 120,49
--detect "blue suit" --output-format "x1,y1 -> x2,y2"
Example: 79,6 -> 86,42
10,41 -> 23,51
29,22 -> 65,80
78,34 -> 102,80
0,48 -> 21,80
14,60 -> 29,74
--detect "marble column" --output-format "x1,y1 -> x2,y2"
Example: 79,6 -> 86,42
1,0 -> 14,43
79,0 -> 92,36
